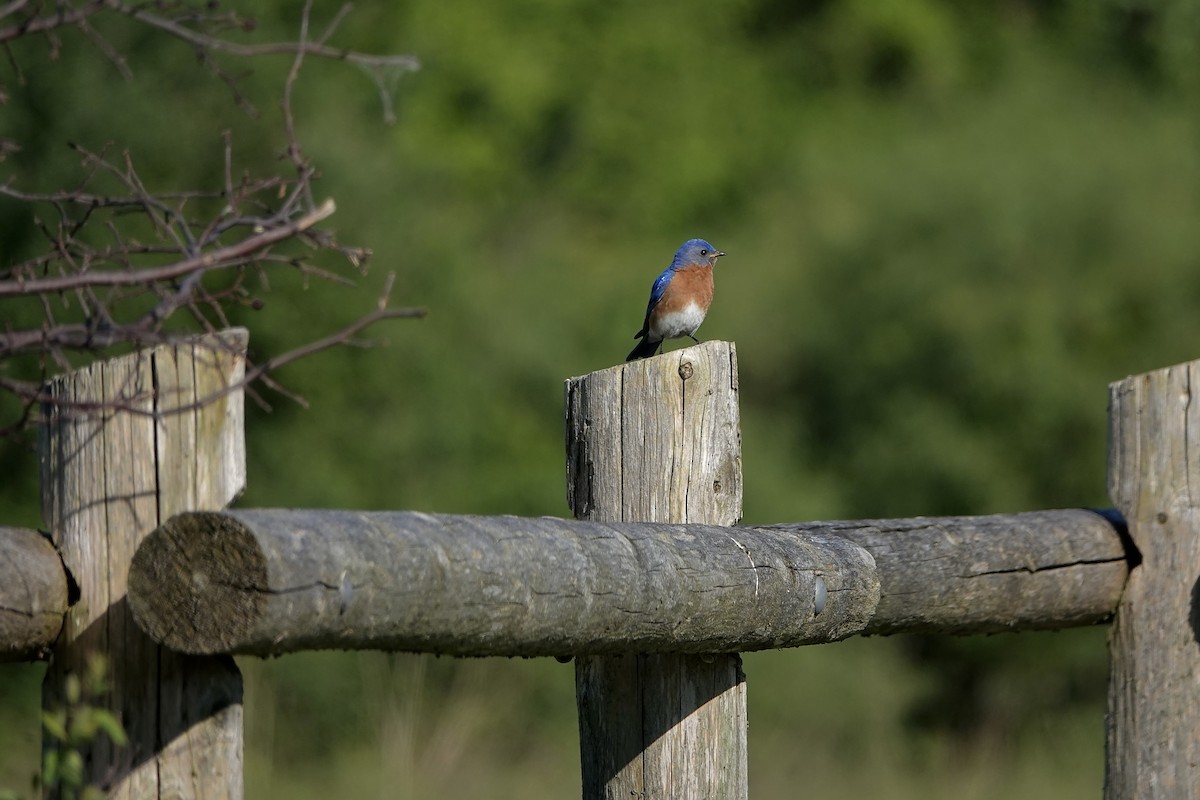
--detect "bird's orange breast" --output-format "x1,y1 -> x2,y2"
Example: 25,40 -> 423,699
655,265 -> 713,316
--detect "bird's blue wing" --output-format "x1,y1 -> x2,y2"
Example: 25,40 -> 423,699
645,269 -> 673,315
634,268 -> 675,340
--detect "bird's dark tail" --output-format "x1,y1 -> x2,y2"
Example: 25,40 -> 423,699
626,336 -> 662,362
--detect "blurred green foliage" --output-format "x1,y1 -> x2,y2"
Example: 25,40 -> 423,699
41,655 -> 127,800
4,0 -> 1200,796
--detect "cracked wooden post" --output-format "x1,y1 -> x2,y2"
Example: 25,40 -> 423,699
40,330 -> 247,799
565,341 -> 747,800
1106,362 -> 1200,798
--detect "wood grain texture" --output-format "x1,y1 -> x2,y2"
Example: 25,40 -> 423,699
40,330 -> 247,800
566,340 -> 742,524
567,342 -> 749,800
763,508 -> 1130,635
125,506 -> 1131,653
0,526 -> 68,661
154,334 -> 246,800
127,510 -> 877,656
1105,363 -> 1200,799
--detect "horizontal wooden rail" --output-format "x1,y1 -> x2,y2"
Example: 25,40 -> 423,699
127,507 -> 1131,658
0,526 -> 68,662
128,509 -> 878,657
765,507 -> 1130,635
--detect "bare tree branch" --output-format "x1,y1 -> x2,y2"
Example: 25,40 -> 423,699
0,2 -> 425,436
0,1 -> 105,43
114,2 -> 420,72
0,198 -> 335,297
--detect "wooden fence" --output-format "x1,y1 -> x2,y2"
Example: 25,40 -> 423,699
2,331 -> 1196,798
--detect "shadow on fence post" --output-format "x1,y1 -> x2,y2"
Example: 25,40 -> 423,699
565,341 -> 747,800
40,329 -> 248,799
1106,363 -> 1200,798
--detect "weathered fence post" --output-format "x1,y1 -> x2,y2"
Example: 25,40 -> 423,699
1106,362 -> 1200,798
565,341 -> 747,799
40,330 -> 248,799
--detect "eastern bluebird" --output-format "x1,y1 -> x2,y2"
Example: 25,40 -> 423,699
626,238 -> 726,361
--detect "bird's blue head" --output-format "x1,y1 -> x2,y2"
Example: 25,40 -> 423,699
671,238 -> 726,269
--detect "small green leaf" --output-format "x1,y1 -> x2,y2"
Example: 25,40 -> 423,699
69,709 -> 98,744
42,710 -> 68,742
42,749 -> 60,786
64,674 -> 82,706
84,653 -> 110,696
60,750 -> 84,789
91,709 -> 129,747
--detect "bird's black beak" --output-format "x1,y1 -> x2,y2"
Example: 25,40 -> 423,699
715,250 -> 726,258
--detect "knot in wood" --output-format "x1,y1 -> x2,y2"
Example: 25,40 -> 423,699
678,361 -> 694,380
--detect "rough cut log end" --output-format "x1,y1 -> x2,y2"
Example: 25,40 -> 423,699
0,527 -> 68,661
129,511 -> 267,654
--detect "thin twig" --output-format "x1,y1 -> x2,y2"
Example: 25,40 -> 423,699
0,1 -> 106,43
112,2 -> 420,71
0,199 -> 336,296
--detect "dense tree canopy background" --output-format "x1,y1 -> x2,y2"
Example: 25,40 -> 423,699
3,1 -> 1200,797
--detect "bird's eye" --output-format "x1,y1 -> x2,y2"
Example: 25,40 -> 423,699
700,249 -> 708,256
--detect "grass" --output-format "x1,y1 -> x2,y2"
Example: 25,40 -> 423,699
2,631 -> 1105,798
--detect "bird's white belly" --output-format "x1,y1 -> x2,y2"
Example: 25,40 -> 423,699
651,302 -> 706,341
